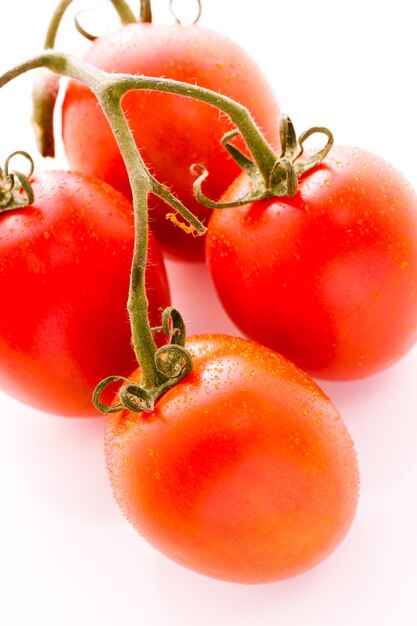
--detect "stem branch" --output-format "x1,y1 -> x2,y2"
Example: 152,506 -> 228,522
44,0 -> 137,49
104,73 -> 278,184
44,0 -> 73,48
99,87 -> 160,389
110,0 -> 138,24
140,0 -> 152,23
1,50 -> 278,186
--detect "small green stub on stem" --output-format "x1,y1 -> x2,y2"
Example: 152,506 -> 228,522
32,68 -> 60,158
140,0 -> 152,23
0,151 -> 35,213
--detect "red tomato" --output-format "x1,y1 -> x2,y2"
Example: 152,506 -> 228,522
206,147 -> 417,380
0,170 -> 170,416
61,23 -> 280,261
105,335 -> 359,584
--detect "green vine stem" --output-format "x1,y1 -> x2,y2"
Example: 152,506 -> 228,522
27,50 -> 278,183
34,3 -> 331,200
33,0 -> 137,157
32,69 -> 60,158
7,51 -> 333,219
44,0 -> 137,49
100,92 -> 158,389
44,0 -> 74,49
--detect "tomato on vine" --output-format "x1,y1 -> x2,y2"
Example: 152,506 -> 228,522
0,164 -> 170,416
205,121 -> 417,380
105,334 -> 359,583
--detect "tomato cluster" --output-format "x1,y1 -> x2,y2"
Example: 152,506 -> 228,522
2,0 -> 416,586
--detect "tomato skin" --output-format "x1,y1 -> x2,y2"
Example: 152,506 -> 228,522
105,335 -> 359,583
61,23 -> 280,261
206,147 -> 417,380
0,170 -> 170,416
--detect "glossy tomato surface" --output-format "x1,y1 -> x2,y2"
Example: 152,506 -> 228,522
0,170 -> 170,416
206,147 -> 417,380
105,334 -> 359,584
62,23 -> 280,261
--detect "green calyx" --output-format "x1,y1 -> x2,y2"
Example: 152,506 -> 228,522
192,115 -> 334,208
0,151 -> 35,213
93,307 -> 193,414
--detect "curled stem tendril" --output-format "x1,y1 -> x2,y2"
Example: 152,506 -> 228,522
74,10 -> 99,42
169,0 -> 202,25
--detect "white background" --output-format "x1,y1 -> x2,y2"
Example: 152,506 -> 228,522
1,1 -> 417,624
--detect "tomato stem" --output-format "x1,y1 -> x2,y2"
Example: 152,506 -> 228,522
140,0 -> 152,23
32,69 -> 60,158
2,52 -> 209,230
169,0 -> 202,25
44,0 -> 137,49
109,72 -> 278,185
2,51 -> 334,212
44,0 -> 74,49
37,1 -> 138,156
5,50 -> 280,198
110,0 -> 139,24
99,86 -> 160,389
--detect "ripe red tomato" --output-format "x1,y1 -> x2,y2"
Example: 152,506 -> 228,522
105,335 -> 359,584
0,170 -> 170,416
61,23 -> 280,261
206,146 -> 417,380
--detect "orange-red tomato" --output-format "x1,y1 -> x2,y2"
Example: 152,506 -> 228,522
0,170 -> 170,416
62,23 -> 280,261
206,147 -> 417,379
105,335 -> 359,583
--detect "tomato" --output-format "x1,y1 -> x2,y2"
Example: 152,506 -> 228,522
206,147 -> 417,380
0,170 -> 170,416
105,334 -> 359,584
61,23 -> 280,261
